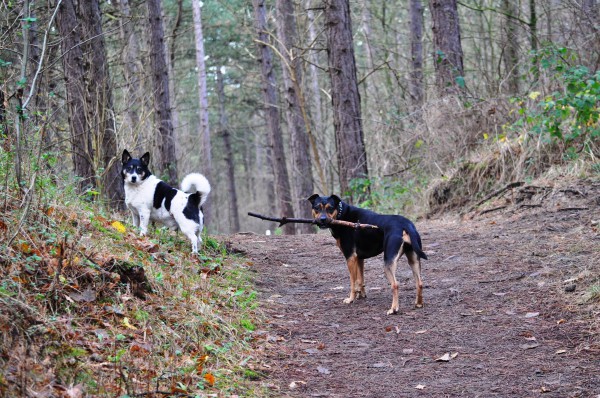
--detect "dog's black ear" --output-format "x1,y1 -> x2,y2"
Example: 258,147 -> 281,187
307,194 -> 320,205
122,149 -> 132,164
331,195 -> 342,206
140,152 -> 150,166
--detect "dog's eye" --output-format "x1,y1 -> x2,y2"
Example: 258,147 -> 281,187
326,206 -> 336,213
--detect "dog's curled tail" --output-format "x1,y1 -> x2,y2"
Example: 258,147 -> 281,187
181,173 -> 211,206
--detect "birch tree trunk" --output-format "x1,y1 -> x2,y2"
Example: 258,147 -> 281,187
429,0 -> 465,96
253,0 -> 296,234
147,0 -> 177,184
192,0 -> 213,226
275,0 -> 314,234
324,0 -> 369,201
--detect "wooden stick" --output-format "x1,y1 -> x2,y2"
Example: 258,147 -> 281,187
247,212 -> 379,230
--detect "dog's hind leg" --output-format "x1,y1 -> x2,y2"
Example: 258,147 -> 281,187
356,258 -> 366,299
407,250 -> 423,308
383,237 -> 405,315
343,254 -> 359,304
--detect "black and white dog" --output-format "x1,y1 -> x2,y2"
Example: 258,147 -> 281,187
121,150 -> 211,253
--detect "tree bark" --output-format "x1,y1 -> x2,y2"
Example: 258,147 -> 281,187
253,0 -> 295,234
409,0 -> 425,107
56,0 -> 123,207
502,0 -> 520,95
79,0 -> 123,207
56,0 -> 95,191
429,0 -> 465,96
306,3 -> 327,192
192,0 -> 213,227
216,68 -> 240,233
147,0 -> 177,184
116,0 -> 143,151
324,0 -> 369,201
275,0 -> 314,234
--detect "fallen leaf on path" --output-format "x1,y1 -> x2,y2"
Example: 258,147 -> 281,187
317,366 -> 330,375
204,372 -> 215,386
289,381 -> 306,389
415,329 -> 428,334
122,317 -> 137,330
525,312 -> 540,318
556,319 -> 566,325
301,339 -> 317,344
371,362 -> 388,368
402,349 -> 414,355
519,342 -> 540,350
524,336 -> 537,341
436,353 -> 451,362
451,352 -> 459,359
415,384 -> 425,390
555,349 -> 567,354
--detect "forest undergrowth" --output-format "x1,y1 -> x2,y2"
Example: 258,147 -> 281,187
0,188 -> 269,397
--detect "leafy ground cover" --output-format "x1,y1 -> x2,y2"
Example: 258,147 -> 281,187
0,197 -> 268,397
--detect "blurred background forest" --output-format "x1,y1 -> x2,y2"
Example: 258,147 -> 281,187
1,0 -> 599,234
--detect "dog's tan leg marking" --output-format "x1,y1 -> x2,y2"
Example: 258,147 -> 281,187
402,230 -> 412,244
356,258 -> 366,298
384,245 -> 403,315
407,250 -> 424,308
344,254 -> 359,304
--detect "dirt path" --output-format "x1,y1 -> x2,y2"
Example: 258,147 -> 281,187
226,182 -> 599,397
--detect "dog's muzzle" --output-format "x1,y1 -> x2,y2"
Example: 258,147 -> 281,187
316,215 -> 330,229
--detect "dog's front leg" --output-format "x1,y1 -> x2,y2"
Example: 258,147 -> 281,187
356,258 -> 367,299
129,210 -> 140,228
343,255 -> 359,304
137,208 -> 151,236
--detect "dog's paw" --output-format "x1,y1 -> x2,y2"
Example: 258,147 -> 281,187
386,307 -> 399,315
343,297 -> 355,304
415,303 -> 423,308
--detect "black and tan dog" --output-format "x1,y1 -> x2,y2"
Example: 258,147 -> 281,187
308,194 -> 427,315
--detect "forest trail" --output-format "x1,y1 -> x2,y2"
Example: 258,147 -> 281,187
226,181 -> 599,397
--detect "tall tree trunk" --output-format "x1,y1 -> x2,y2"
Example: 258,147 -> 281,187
306,4 -> 327,192
324,0 -> 369,201
79,0 -> 123,207
147,0 -> 177,184
529,0 -> 539,81
192,0 -> 213,227
56,0 -> 95,191
429,0 -> 465,96
275,0 -> 314,234
502,0 -> 520,95
253,0 -> 295,234
117,0 -> 143,151
409,0 -> 425,107
581,0 -> 599,69
216,68 -> 240,233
